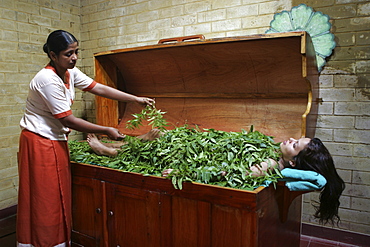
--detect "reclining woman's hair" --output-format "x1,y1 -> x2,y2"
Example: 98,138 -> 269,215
294,138 -> 345,225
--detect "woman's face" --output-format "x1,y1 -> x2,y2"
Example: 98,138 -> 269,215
51,42 -> 79,71
280,137 -> 311,161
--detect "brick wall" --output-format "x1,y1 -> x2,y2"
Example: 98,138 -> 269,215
1,0 -> 369,237
79,0 -> 369,235
79,0 -> 292,123
291,0 -> 370,235
0,0 -> 82,210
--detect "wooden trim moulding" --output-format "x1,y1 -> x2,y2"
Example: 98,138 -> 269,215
0,205 -> 17,220
302,223 -> 370,247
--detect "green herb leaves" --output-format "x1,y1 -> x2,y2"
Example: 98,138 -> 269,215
126,104 -> 168,131
69,126 -> 282,191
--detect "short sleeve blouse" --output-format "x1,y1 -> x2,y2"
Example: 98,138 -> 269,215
20,65 -> 97,141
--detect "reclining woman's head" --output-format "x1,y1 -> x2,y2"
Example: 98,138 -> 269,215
293,138 -> 345,225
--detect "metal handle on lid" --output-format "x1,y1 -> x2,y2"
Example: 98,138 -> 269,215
158,34 -> 205,44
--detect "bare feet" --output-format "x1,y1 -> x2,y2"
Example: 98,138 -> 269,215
86,130 -> 163,157
137,129 -> 163,141
87,134 -> 118,157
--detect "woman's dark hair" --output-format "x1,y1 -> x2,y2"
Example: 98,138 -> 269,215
293,138 -> 345,225
43,30 -> 78,58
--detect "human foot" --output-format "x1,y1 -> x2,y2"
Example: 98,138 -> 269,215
137,129 -> 163,141
87,133 -> 118,157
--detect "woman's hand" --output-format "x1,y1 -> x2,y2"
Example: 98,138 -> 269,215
247,159 -> 278,177
162,169 -> 174,177
59,114 -> 126,140
136,96 -> 155,106
247,165 -> 265,177
90,84 -> 155,106
105,127 -> 126,140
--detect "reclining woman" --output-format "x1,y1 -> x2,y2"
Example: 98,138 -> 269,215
87,134 -> 345,225
251,137 -> 345,225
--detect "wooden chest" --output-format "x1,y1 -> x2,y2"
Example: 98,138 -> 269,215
71,31 -> 319,247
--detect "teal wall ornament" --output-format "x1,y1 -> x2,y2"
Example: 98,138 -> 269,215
266,4 -> 336,72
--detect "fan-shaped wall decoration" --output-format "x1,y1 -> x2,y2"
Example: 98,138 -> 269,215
266,4 -> 336,72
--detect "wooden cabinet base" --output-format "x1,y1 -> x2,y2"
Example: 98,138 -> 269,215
73,32 -> 319,247
72,162 -> 303,247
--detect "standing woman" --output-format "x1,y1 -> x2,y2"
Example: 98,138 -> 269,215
17,30 -> 153,247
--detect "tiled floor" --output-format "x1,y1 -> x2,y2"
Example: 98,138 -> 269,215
0,214 -> 364,247
1,234 -> 364,247
300,235 -> 362,247
0,213 -> 16,247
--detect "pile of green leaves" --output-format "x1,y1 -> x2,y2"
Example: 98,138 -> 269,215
125,104 -> 168,131
69,125 -> 283,191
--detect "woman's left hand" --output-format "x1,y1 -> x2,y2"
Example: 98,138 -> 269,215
137,97 -> 155,106
105,127 -> 126,140
162,169 -> 174,177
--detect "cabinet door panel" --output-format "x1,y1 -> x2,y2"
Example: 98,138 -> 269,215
72,176 -> 104,246
170,196 -> 211,246
106,183 -> 161,247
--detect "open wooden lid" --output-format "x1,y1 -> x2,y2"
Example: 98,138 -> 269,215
94,31 -> 318,142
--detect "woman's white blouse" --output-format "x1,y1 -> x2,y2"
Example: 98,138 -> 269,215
20,65 -> 96,141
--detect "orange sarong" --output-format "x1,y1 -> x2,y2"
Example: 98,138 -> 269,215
17,129 -> 71,247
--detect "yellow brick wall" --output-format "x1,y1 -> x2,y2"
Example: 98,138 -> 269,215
78,0 -> 370,235
79,0 -> 292,123
291,0 -> 370,235
1,0 -> 369,237
0,0 -> 82,210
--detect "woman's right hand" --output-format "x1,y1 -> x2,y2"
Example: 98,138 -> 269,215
162,169 -> 174,177
136,96 -> 155,106
105,127 -> 126,140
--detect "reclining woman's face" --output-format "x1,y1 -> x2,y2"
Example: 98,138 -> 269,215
280,137 -> 311,162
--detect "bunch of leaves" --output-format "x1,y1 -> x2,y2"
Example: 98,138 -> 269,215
69,126 -> 283,191
126,104 -> 168,131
